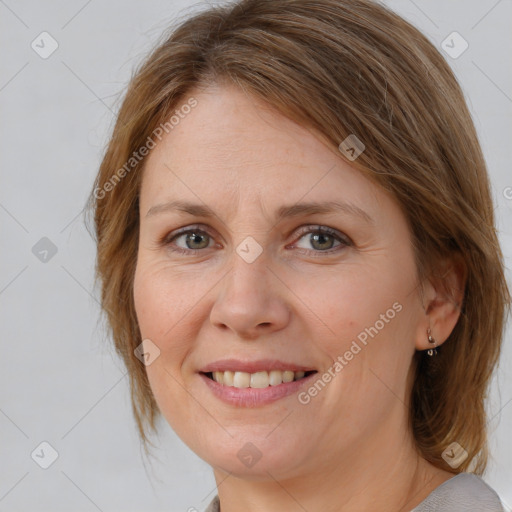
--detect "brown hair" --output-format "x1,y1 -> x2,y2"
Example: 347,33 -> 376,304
86,0 -> 510,474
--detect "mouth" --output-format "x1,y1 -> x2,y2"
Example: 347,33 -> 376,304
198,359 -> 319,406
201,369 -> 317,389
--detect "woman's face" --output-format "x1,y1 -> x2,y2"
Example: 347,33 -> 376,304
133,82 -> 427,479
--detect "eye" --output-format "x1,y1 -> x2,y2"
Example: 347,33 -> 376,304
162,226 -> 215,254
291,225 -> 351,254
160,224 -> 351,256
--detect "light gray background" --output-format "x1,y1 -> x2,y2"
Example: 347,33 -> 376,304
1,1 -> 511,511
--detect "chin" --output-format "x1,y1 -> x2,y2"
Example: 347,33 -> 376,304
197,437 -> 308,480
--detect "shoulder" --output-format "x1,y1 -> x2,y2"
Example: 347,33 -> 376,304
411,473 -> 505,512
202,475 -> 505,512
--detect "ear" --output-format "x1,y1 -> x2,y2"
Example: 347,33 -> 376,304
415,252 -> 467,351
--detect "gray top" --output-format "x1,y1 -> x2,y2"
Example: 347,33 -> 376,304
410,473 -> 504,512
203,473 -> 504,511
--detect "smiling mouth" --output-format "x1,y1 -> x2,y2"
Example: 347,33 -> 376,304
201,370 -> 317,389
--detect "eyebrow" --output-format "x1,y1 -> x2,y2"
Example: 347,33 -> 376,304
145,199 -> 373,224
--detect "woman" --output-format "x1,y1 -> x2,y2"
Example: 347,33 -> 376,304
88,0 -> 510,510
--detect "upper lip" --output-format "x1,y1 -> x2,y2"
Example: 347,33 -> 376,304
199,358 -> 317,374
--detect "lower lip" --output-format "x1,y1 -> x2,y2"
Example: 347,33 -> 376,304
199,372 -> 317,407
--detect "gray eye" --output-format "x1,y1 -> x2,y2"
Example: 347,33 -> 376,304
176,231 -> 211,250
295,231 -> 341,251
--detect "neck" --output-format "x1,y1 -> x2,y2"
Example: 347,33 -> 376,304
211,414 -> 454,512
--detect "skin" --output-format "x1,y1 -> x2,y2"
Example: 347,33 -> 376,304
133,82 -> 464,512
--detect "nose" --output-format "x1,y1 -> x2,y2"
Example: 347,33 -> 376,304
209,250 -> 291,340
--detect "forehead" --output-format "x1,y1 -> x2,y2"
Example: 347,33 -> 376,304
144,84 -> 333,174
139,83 -> 388,221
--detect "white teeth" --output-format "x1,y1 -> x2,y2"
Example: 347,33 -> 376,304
282,370 -> 294,383
210,369 -> 310,388
250,371 -> 269,388
269,370 -> 283,386
223,370 -> 234,386
233,371 -> 250,388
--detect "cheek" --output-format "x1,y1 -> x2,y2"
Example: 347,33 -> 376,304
134,259 -> 200,342
133,258 -> 217,394
310,257 -> 416,397
312,263 -> 404,346
133,262 -> 194,399
133,262 -> 202,429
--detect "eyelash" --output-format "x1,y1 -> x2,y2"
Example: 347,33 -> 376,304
159,224 -> 352,257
